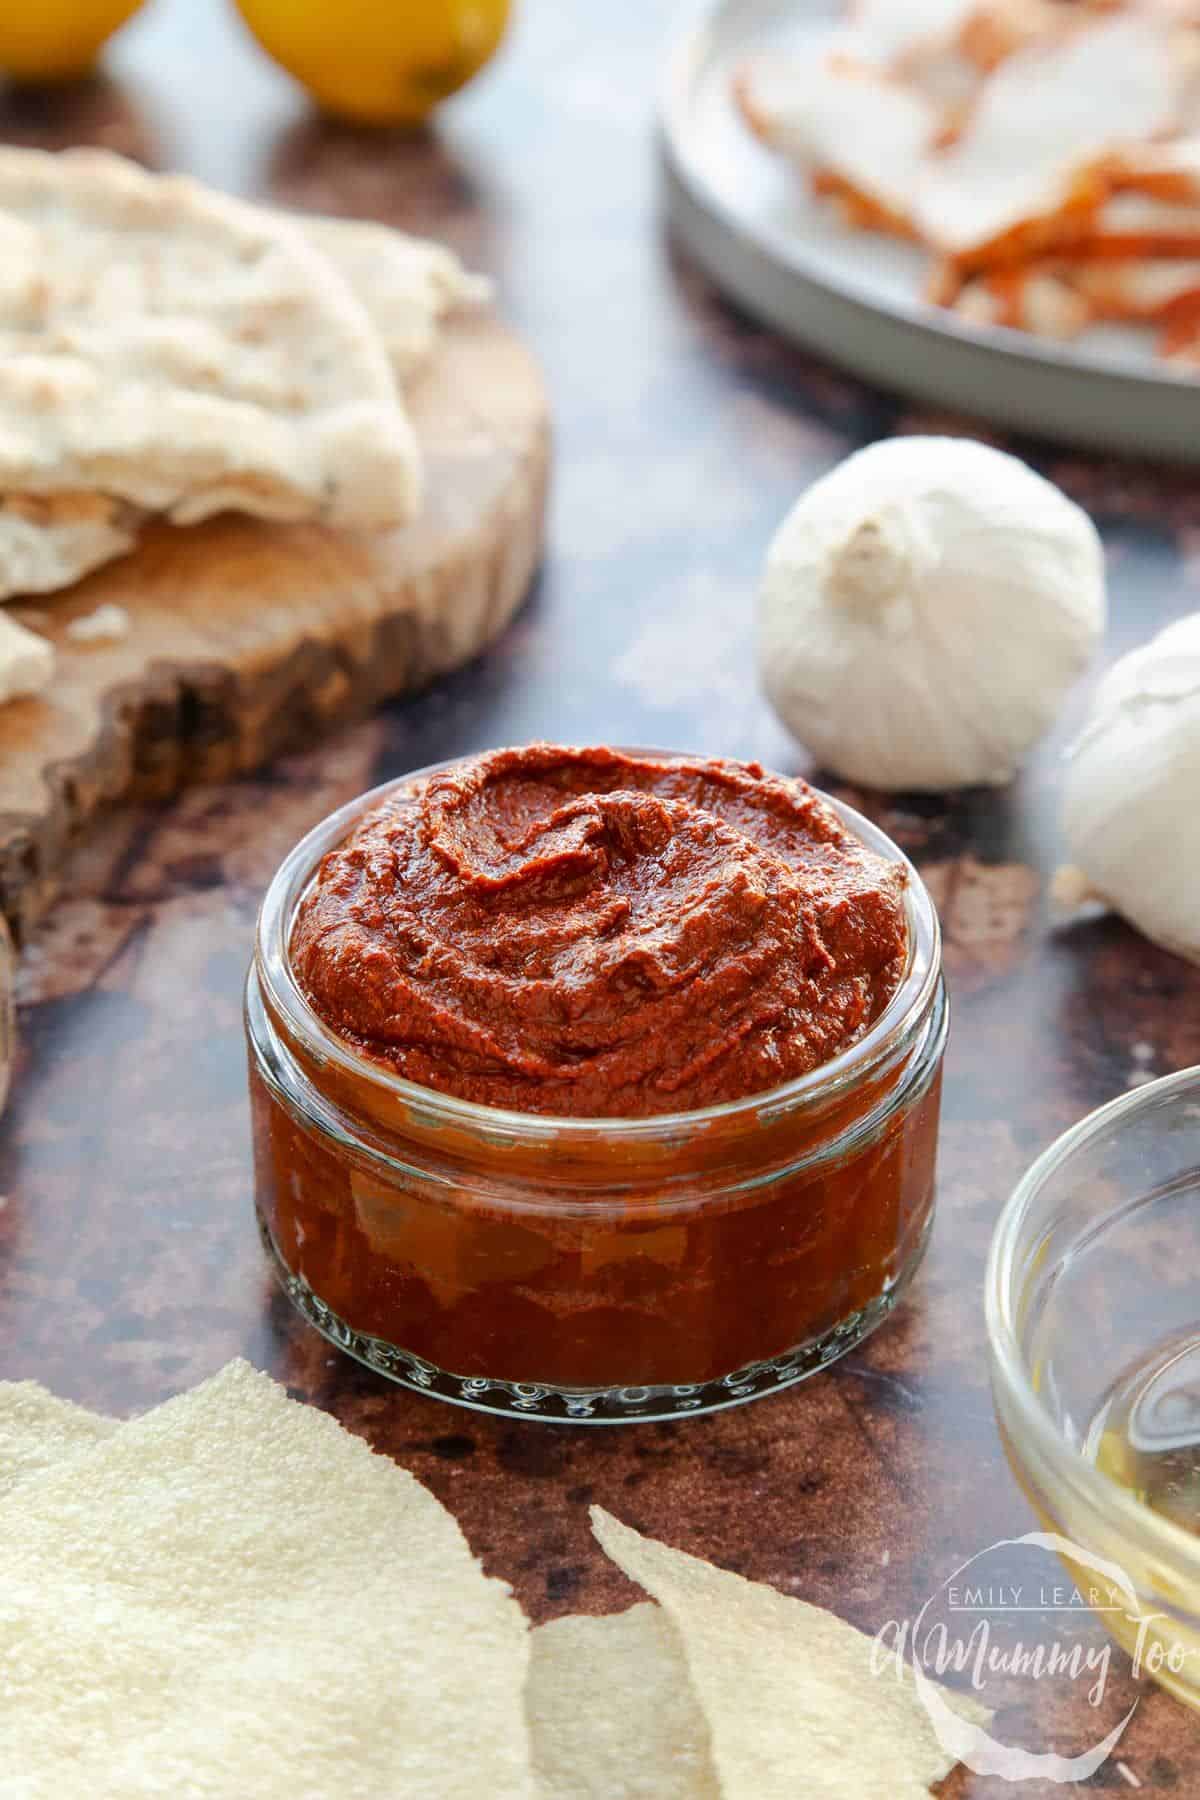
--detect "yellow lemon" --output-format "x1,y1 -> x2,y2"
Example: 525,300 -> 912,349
234,0 -> 511,127
0,0 -> 144,80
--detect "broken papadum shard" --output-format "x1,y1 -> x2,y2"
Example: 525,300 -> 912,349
0,1388 -> 717,1800
528,1604 -> 719,1800
0,1391 -> 712,1798
0,1360 -> 534,1800
590,1507 -> 991,1800
0,1380 -> 115,1497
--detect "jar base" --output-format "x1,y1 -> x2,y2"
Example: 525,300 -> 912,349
258,1207 -> 931,1424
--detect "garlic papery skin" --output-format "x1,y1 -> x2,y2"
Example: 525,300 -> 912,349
1060,611 -> 1200,964
759,436 -> 1106,790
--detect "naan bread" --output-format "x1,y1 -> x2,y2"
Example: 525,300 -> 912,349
0,148 -> 421,598
296,213 -> 491,384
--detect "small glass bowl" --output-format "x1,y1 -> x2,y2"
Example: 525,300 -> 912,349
246,756 -> 947,1423
987,1066 -> 1200,1708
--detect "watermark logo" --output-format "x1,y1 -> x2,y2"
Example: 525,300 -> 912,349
872,1532 -> 1149,1783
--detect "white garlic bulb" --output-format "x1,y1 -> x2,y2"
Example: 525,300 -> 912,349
1059,611 -> 1200,964
759,437 -> 1106,790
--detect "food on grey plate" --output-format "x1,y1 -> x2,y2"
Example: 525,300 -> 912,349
736,0 -> 1200,366
527,1605 -> 719,1799
759,436 -> 1105,790
1056,610 -> 1200,964
2,1368 -> 984,1797
294,212 -> 491,384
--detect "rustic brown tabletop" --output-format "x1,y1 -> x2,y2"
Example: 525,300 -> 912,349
3,1 -> 1199,1791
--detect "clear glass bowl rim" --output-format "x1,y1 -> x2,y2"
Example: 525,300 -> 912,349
985,1061 -> 1200,1585
253,747 -> 942,1146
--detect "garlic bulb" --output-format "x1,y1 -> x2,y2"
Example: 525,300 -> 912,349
1060,611 -> 1200,964
759,437 -> 1106,790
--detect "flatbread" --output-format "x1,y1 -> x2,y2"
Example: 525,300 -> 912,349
0,147 -> 421,600
0,1360 -> 534,1800
0,1379 -> 115,1495
591,1508 -> 989,1800
296,214 -> 490,384
527,1605 -> 719,1799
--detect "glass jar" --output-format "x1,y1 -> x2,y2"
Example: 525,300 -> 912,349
246,758 -> 947,1423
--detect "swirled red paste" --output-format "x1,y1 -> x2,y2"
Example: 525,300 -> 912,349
290,745 -> 909,1118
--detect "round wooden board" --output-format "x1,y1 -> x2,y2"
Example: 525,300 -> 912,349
0,311 -> 549,940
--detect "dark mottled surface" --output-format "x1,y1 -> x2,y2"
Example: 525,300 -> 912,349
3,1 -> 1200,1791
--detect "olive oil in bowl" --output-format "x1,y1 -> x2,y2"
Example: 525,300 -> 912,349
1087,1331 -> 1200,1535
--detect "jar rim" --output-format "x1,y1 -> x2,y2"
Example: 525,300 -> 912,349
254,748 -> 943,1144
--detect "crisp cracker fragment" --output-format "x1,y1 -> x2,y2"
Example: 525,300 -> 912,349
0,609 -> 54,703
528,1604 -> 718,1800
0,148 -> 420,537
591,1508 -> 989,1800
0,1360 -> 534,1800
0,1380 -> 115,1496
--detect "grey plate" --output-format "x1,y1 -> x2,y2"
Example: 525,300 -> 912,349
659,0 -> 1200,462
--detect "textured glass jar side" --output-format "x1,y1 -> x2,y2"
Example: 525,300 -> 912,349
247,971 -> 947,1392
